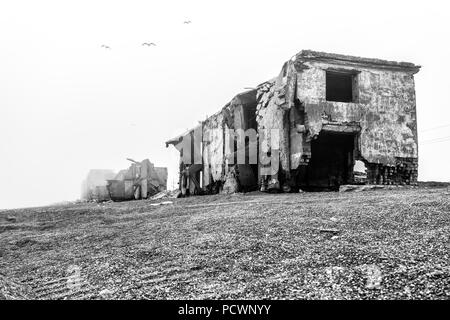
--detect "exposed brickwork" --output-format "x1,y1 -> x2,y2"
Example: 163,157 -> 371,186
365,157 -> 418,185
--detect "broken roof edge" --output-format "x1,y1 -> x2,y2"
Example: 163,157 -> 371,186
256,77 -> 277,89
166,50 -> 421,148
166,88 -> 259,147
295,50 -> 421,73
165,127 -> 191,147
231,88 -> 258,106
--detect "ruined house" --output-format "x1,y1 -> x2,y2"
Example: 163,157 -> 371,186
166,50 -> 420,195
106,159 -> 168,201
81,159 -> 168,201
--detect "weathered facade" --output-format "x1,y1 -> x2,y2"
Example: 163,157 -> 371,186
106,159 -> 168,201
167,50 -> 420,195
81,159 -> 168,201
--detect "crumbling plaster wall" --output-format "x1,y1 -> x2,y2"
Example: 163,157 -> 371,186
295,60 -> 418,167
202,111 -> 225,187
256,61 -> 300,177
202,92 -> 259,190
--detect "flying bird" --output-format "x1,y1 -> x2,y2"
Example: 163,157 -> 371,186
101,45 -> 111,49
183,20 -> 192,24
142,42 -> 156,47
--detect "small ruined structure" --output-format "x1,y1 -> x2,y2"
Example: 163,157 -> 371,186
81,159 -> 168,201
106,158 -> 168,201
166,50 -> 420,195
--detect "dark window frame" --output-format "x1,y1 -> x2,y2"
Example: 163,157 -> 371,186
325,70 -> 359,103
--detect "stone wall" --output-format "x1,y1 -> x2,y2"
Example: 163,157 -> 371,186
296,60 -> 418,166
285,51 -> 420,185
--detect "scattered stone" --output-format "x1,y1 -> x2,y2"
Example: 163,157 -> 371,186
5,216 -> 17,223
149,190 -> 181,200
360,185 -> 385,191
222,171 -> 239,194
150,201 -> 173,207
0,273 -> 35,300
150,192 -> 167,200
99,289 -> 113,298
339,185 -> 386,192
339,185 -> 359,192
319,228 -> 340,234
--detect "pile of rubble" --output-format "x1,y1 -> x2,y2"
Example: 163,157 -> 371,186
81,158 -> 168,202
366,157 -> 418,185
149,189 -> 182,200
0,273 -> 35,300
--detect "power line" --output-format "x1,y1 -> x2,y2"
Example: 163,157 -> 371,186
421,140 -> 450,145
421,135 -> 450,145
421,134 -> 450,143
420,123 -> 450,133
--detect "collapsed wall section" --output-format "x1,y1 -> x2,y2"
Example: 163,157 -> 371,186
201,91 -> 260,194
202,110 -> 225,192
255,61 -> 305,191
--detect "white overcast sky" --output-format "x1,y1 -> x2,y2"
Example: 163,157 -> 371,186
1,0 -> 449,209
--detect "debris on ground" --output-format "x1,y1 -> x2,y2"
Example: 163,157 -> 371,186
319,228 -> 341,234
339,185 -> 360,192
98,289 -> 113,299
82,159 -> 168,202
149,190 -> 181,200
221,170 -> 239,194
5,216 -> 17,223
338,185 -> 406,192
0,274 -> 35,300
149,201 -> 173,206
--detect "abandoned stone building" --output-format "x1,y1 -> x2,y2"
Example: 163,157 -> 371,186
81,159 -> 168,201
166,50 -> 421,195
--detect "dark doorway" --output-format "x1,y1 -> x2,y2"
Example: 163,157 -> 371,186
305,132 -> 356,190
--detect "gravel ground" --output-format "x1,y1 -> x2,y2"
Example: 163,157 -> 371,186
0,187 -> 449,299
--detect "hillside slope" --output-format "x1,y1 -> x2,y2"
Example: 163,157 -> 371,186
0,188 -> 449,299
